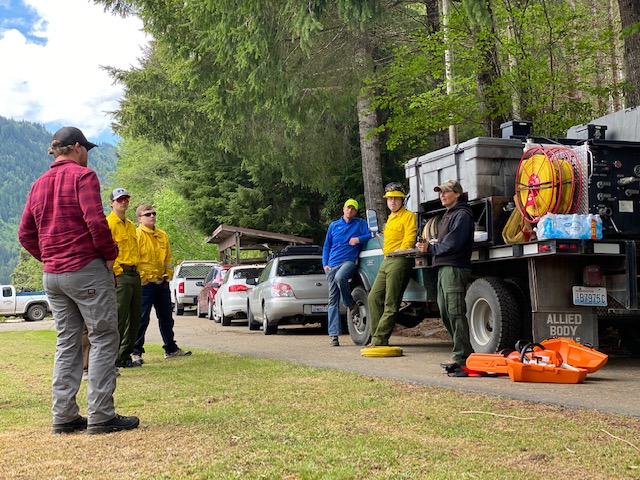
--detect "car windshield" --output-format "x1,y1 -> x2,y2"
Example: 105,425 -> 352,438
277,259 -> 324,276
233,268 -> 263,280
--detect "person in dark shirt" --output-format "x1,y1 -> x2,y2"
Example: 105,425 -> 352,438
416,179 -> 474,368
18,126 -> 139,435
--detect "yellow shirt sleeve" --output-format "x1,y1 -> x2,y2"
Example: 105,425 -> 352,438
161,229 -> 174,281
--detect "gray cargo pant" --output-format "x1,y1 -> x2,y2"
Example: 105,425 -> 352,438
44,258 -> 120,424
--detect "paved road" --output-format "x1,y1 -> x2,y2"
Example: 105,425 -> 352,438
3,313 -> 639,417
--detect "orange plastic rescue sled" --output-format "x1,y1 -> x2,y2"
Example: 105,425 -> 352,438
540,337 -> 608,373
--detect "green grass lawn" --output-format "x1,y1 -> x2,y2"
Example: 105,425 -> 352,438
0,329 -> 639,479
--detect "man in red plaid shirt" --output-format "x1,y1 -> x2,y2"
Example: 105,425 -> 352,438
19,126 -> 139,435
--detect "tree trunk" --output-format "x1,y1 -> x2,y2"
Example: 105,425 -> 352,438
618,0 -> 640,107
609,0 -> 623,111
355,35 -> 387,226
443,0 -> 458,144
476,1 -> 507,136
426,0 -> 449,148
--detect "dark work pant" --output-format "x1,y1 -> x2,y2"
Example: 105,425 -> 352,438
133,281 -> 178,355
437,266 -> 473,363
115,271 -> 142,361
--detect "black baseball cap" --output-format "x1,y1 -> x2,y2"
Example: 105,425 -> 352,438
51,126 -> 98,151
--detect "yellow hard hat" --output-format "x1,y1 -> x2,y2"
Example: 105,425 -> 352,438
383,182 -> 407,198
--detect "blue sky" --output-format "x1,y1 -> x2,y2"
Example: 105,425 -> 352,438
0,0 -> 148,144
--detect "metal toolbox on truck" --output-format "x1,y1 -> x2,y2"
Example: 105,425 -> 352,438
405,137 -> 524,212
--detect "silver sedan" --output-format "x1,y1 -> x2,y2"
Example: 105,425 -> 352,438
247,254 -> 331,335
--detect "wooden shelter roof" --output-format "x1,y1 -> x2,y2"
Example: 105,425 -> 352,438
205,224 -> 313,264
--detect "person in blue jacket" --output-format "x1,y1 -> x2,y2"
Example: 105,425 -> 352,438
322,199 -> 372,346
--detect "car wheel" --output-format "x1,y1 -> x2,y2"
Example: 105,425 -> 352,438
26,304 -> 47,322
196,302 -> 206,318
347,286 -> 370,345
212,302 -> 221,323
248,302 -> 260,331
207,302 -> 214,321
263,307 -> 278,335
221,303 -> 232,326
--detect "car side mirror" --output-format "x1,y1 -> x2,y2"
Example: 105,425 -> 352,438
211,282 -> 220,288
196,281 -> 204,287
366,209 -> 379,233
246,277 -> 257,286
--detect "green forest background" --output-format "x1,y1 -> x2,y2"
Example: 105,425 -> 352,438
4,1 -> 640,289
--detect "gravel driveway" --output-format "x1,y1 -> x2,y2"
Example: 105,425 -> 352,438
3,313 -> 639,417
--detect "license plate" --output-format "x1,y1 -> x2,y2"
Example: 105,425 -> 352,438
572,286 -> 607,306
311,305 -> 328,313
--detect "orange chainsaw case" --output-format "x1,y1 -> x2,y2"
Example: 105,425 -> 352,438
540,337 -> 608,373
465,353 -> 509,374
506,361 -> 588,384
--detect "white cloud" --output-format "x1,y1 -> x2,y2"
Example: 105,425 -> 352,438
0,0 -> 149,141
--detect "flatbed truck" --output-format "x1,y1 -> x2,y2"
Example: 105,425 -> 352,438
347,113 -> 640,356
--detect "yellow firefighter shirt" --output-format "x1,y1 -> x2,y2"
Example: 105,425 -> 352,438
136,224 -> 174,284
382,206 -> 417,255
106,211 -> 140,276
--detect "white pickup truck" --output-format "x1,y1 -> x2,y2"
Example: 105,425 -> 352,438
1,285 -> 50,321
170,260 -> 217,315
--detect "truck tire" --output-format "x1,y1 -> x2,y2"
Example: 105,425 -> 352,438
175,302 -> 184,316
504,277 -> 532,340
347,286 -> 370,346
466,277 -> 520,354
26,304 -> 47,321
248,303 -> 260,331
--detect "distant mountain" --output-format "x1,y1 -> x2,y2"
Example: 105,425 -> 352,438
0,116 -> 117,283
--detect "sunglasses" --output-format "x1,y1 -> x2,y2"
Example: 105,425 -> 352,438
141,211 -> 157,217
115,197 -> 130,203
